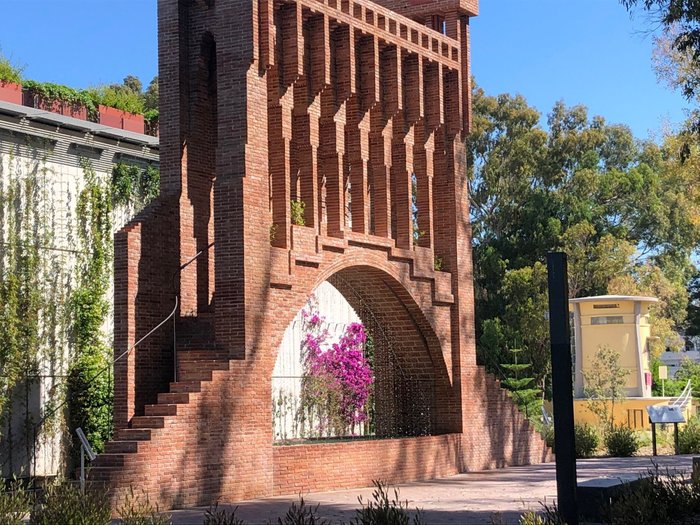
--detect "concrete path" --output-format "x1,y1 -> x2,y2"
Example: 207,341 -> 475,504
168,455 -> 693,525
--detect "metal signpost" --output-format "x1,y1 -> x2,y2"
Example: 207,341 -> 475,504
546,252 -> 579,525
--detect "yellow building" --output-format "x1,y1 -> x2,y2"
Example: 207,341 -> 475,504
569,295 -> 684,430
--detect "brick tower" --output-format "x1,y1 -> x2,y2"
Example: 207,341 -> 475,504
92,0 -> 550,509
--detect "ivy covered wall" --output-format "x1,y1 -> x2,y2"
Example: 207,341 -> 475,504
0,123 -> 159,479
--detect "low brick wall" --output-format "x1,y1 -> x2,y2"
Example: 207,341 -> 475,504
273,434 -> 462,495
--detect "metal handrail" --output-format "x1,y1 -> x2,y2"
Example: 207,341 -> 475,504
17,242 -> 217,480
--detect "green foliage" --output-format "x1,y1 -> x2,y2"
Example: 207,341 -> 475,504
433,256 -> 443,271
204,504 -> 246,525
469,85 -> 698,395
350,481 -> 426,525
583,346 -> 629,431
291,199 -> 306,226
517,504 -> 566,525
0,151 -> 68,471
679,416 -> 700,454
574,423 -> 599,458
67,159 -> 114,460
112,163 -> 160,208
604,425 -> 639,457
0,478 -> 32,525
0,52 -> 22,84
30,482 -> 111,525
117,487 -> 171,525
272,497 -> 329,525
87,85 -> 144,115
22,80 -> 97,118
608,465 -> 700,525
540,423 -> 555,452
500,347 -> 542,419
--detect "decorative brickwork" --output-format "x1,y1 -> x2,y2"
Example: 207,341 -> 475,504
91,0 -> 551,510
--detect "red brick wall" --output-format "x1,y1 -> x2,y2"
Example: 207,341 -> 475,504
99,0 -> 550,512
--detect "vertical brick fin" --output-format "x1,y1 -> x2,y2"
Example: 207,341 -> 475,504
259,0 -> 275,69
460,17 -> 470,134
381,45 -> 402,119
308,15 -> 330,95
370,112 -> 392,238
391,123 -> 413,250
334,25 -> 356,103
281,3 -> 304,86
415,128 -> 434,250
403,53 -> 422,125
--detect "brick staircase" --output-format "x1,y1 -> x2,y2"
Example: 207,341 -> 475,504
90,349 -> 230,479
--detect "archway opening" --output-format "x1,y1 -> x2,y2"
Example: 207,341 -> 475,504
272,266 -> 455,443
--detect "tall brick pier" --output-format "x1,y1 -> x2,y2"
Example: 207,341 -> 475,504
91,0 -> 550,509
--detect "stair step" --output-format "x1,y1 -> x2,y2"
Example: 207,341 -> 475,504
179,359 -> 229,371
105,440 -> 139,454
116,428 -> 152,441
170,381 -> 202,393
178,370 -> 213,382
145,404 -> 178,416
158,392 -> 190,404
131,415 -> 165,429
91,453 -> 126,468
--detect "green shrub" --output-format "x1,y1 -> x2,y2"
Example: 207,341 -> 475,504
541,423 -> 555,452
117,487 -> 171,525
87,85 -> 145,115
679,416 -> 700,454
203,503 -> 246,525
0,477 -> 32,525
291,199 -> 306,226
518,503 -> 566,525
574,423 -> 599,458
605,425 -> 639,457
272,497 -> 329,525
0,54 -> 22,84
608,466 -> 700,525
350,481 -> 426,525
30,482 -> 111,525
22,80 -> 97,117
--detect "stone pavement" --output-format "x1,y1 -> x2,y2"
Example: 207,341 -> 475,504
168,455 -> 693,525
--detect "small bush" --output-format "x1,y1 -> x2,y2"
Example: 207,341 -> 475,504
609,466 -> 700,525
204,503 -> 246,525
574,423 -> 599,458
0,477 -> 32,525
541,424 -> 555,452
291,199 -> 306,226
605,425 -> 639,457
30,481 -> 111,525
272,497 -> 329,525
0,53 -> 22,84
679,416 -> 700,454
518,503 -> 566,525
117,486 -> 171,525
350,480 -> 426,525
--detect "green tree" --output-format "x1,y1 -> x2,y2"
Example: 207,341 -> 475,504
583,346 -> 630,431
469,85 -> 698,398
501,347 -> 542,419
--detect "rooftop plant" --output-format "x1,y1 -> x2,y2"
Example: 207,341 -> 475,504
0,53 -> 22,84
22,79 -> 97,118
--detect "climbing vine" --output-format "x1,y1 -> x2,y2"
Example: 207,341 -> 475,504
66,158 -> 114,459
112,162 -> 160,209
0,148 -> 70,473
0,147 -> 160,475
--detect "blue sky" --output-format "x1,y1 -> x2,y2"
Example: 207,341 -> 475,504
0,0 -> 689,140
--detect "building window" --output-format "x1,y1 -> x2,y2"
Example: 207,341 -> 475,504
591,316 -> 624,325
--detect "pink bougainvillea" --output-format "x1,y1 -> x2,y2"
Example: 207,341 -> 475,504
300,301 -> 373,430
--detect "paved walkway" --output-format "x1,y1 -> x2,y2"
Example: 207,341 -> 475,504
168,455 -> 694,525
